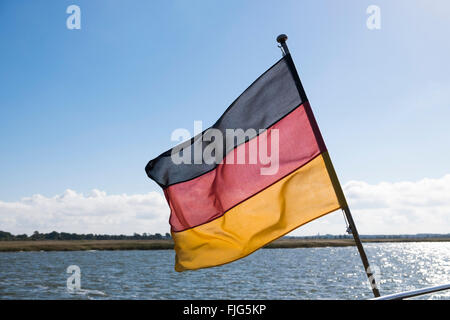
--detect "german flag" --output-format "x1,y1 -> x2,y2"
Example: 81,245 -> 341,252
145,54 -> 347,272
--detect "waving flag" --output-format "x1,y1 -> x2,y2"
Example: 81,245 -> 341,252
145,54 -> 347,272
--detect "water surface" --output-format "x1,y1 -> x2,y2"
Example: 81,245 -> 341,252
0,242 -> 449,299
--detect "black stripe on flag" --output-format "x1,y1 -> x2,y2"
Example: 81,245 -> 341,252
145,56 -> 303,188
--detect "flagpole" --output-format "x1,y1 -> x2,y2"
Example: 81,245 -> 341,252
276,34 -> 381,298
343,205 -> 380,297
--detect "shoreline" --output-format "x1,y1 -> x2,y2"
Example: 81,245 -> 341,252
0,238 -> 449,252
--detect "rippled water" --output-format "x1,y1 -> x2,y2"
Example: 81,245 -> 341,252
0,243 -> 449,299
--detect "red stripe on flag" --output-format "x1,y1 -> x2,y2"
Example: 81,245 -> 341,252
165,102 -> 326,232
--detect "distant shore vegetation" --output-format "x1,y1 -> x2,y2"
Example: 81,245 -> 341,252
1,230 -> 449,242
0,231 -> 449,252
0,230 -> 171,241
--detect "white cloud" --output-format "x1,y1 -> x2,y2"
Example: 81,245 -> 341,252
293,174 -> 450,236
1,175 -> 449,236
0,189 -> 170,235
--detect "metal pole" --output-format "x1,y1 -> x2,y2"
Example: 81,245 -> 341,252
276,34 -> 381,298
276,34 -> 290,55
343,206 -> 380,297
371,283 -> 450,300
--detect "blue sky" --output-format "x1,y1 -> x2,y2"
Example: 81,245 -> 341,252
1,1 -> 449,235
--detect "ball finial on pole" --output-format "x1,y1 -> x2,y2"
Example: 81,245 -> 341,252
276,34 -> 289,56
276,34 -> 288,44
